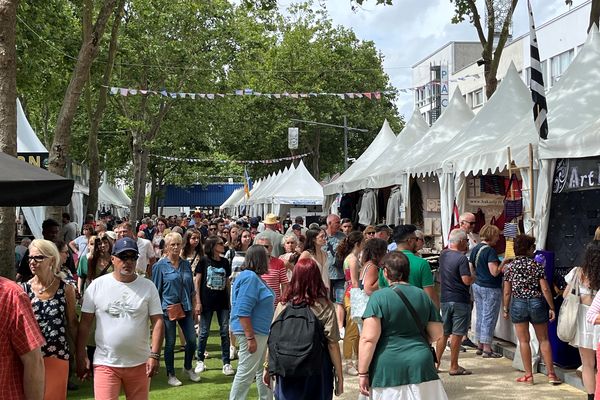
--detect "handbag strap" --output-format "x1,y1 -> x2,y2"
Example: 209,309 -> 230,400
392,286 -> 430,346
474,244 -> 489,267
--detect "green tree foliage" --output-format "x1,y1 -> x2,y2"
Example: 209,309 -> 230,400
217,3 -> 402,180
16,1 -> 80,146
14,0 -> 401,221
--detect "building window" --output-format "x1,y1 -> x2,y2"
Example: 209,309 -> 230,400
473,89 -> 484,107
550,49 -> 574,86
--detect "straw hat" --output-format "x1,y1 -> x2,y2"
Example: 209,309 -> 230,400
264,213 -> 279,225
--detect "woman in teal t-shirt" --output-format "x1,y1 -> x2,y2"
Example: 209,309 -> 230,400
358,252 -> 447,400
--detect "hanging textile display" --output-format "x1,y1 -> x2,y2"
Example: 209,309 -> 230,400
386,186 -> 403,226
358,189 -> 377,226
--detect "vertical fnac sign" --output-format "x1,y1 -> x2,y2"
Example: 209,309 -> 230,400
440,65 -> 449,110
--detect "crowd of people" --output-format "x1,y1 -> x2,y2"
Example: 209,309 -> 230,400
4,209 -> 600,399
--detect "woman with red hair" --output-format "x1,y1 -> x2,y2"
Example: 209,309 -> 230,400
263,258 -> 344,399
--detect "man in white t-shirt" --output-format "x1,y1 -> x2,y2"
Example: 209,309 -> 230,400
115,222 -> 156,277
76,237 -> 164,399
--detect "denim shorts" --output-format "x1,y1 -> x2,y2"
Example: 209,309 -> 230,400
330,279 -> 346,304
441,302 -> 471,336
510,297 -> 549,324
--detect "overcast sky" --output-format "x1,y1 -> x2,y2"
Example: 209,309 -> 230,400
278,0 -> 588,119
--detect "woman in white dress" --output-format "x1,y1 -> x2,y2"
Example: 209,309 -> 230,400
564,241 -> 600,398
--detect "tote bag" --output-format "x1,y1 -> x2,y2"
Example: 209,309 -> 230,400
557,268 -> 580,343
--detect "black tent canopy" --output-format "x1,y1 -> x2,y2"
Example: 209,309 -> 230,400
0,152 -> 74,206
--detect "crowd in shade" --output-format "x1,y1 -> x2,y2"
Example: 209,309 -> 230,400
7,209 -> 600,400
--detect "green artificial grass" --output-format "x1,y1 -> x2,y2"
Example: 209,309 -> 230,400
68,322 -> 258,399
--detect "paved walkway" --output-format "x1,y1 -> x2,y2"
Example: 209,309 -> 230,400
337,346 -> 584,399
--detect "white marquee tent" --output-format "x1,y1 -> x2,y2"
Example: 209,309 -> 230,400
430,65 -> 540,241
323,119 -> 396,196
535,25 -> 600,247
228,161 -> 323,217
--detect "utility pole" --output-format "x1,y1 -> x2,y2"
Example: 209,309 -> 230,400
290,117 -> 368,171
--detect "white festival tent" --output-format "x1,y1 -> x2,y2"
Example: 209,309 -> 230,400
322,119 -> 396,196
16,98 -> 50,238
268,160 -> 324,217
231,161 -> 323,217
98,174 -> 131,218
253,166 -> 293,206
385,89 -> 474,241
432,64 -> 539,241
233,177 -> 263,216
220,188 -> 245,215
251,166 -> 294,216
366,109 -> 430,189
535,25 -> 600,247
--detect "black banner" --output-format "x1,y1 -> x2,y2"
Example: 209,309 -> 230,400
553,157 -> 600,193
17,152 -> 49,170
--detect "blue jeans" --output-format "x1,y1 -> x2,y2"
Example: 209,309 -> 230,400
472,283 -> 502,344
197,309 -> 230,364
229,335 -> 272,400
510,297 -> 549,324
163,311 -> 197,376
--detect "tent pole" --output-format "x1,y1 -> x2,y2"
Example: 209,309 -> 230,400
528,143 -> 535,219
507,147 -> 514,201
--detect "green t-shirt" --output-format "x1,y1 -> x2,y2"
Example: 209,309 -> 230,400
400,250 -> 434,289
363,284 -> 441,387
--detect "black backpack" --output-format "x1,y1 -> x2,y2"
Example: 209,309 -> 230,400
268,302 -> 326,377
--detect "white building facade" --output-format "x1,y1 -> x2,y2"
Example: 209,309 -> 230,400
412,1 -> 591,122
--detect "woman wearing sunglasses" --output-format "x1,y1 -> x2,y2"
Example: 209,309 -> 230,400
22,239 -> 79,400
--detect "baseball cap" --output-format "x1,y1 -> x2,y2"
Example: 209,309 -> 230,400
250,217 -> 259,228
292,224 -> 302,231
112,237 -> 139,255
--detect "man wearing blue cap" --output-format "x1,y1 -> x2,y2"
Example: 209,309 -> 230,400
76,237 -> 164,399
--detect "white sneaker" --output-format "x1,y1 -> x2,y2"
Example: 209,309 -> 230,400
344,362 -> 358,376
222,363 -> 235,376
183,368 -> 201,382
167,375 -> 182,387
230,345 -> 237,360
194,361 -> 205,374
339,327 -> 345,340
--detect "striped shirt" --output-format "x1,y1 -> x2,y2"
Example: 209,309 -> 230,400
261,257 -> 289,305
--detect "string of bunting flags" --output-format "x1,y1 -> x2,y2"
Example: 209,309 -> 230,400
109,86 -> 387,100
151,151 -> 312,165
106,73 -> 481,100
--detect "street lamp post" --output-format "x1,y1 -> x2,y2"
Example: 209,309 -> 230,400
290,117 -> 368,171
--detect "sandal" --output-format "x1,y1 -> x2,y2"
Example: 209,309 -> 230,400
516,373 -> 534,384
548,373 -> 562,385
449,366 -> 472,376
482,351 -> 502,358
475,347 -> 484,356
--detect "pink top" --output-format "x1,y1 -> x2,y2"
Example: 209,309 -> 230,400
586,291 -> 600,324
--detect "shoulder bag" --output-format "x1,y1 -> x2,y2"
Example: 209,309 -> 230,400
166,265 -> 186,321
504,174 -> 523,222
350,262 -> 373,321
557,267 -> 580,343
392,285 -> 437,365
